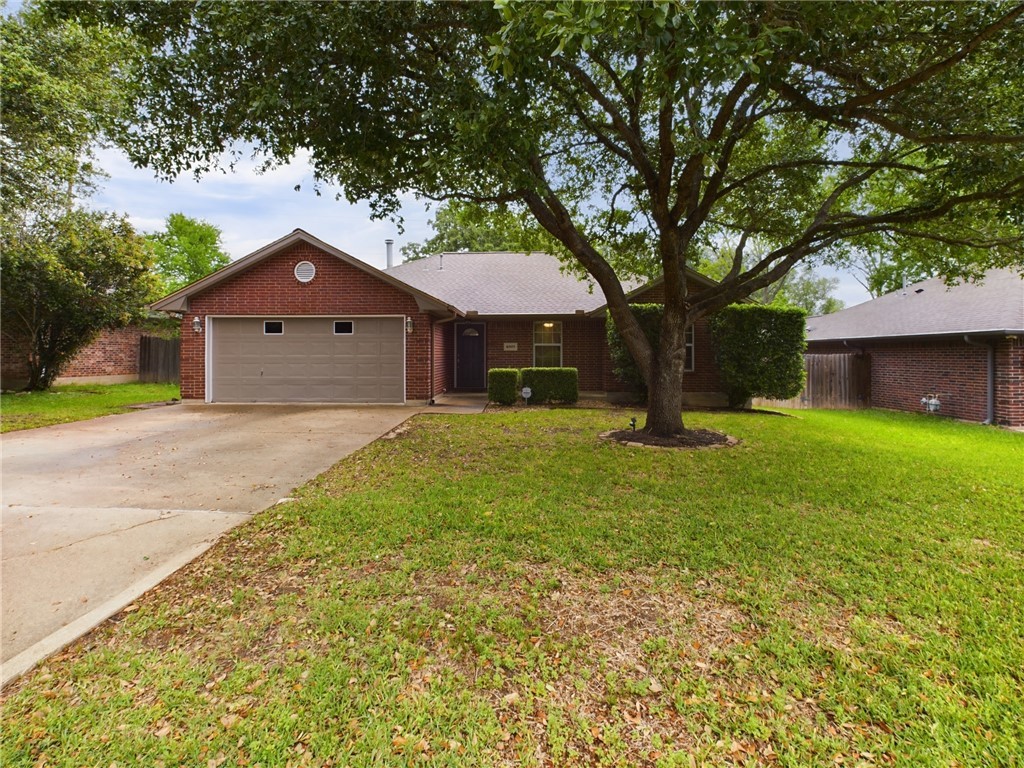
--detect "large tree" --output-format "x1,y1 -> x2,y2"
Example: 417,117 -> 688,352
52,1 -> 1024,435
146,212 -> 231,296
1,211 -> 153,390
401,200 -> 556,261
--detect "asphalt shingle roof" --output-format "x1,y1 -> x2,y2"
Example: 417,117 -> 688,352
387,251 -> 627,315
806,268 -> 1024,341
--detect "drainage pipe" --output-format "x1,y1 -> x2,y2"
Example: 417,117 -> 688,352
963,335 -> 995,424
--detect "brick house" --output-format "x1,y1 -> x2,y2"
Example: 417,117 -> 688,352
151,229 -> 727,405
806,269 -> 1024,426
1,326 -> 143,390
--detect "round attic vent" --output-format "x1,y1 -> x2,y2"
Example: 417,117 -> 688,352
294,261 -> 316,283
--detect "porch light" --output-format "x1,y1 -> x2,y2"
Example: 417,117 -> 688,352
542,321 -> 554,328
192,316 -> 202,333
406,316 -> 414,334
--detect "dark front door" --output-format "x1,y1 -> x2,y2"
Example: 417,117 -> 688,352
455,322 -> 486,390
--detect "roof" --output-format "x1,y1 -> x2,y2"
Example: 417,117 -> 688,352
806,268 -> 1024,342
386,251 -> 633,316
150,229 -> 456,314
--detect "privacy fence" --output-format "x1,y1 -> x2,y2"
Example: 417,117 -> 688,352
139,335 -> 180,384
754,352 -> 870,410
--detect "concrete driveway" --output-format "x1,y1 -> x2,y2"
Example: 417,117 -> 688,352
1,401 -> 479,686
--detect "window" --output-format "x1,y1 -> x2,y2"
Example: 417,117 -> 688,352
684,324 -> 695,371
333,320 -> 354,335
533,321 -> 562,367
264,320 -> 284,335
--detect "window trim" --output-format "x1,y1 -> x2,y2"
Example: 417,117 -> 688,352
684,324 -> 695,372
533,320 -> 563,367
333,320 -> 355,335
263,320 -> 284,335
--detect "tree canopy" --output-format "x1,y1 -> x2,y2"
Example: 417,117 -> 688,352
50,1 -> 1024,434
146,212 -> 231,296
401,201 -> 557,261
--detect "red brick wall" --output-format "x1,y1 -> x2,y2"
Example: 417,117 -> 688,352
432,319 -> 454,396
62,327 -> 142,377
1,330 -> 32,388
808,336 -> 1024,426
181,242 -> 433,401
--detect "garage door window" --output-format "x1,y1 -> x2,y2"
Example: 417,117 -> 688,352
264,321 -> 284,335
334,320 -> 355,335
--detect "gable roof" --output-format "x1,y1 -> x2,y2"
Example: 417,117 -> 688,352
386,251 -> 631,316
806,268 -> 1024,342
150,229 -> 457,314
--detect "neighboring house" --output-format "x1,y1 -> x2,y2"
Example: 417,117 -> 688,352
1,326 -> 143,390
151,228 -> 727,405
806,269 -> 1024,426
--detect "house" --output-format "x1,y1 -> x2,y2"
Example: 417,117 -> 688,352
151,228 -> 727,405
806,269 -> 1024,426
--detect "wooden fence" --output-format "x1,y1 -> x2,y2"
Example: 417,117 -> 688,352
754,352 -> 870,410
139,335 -> 180,383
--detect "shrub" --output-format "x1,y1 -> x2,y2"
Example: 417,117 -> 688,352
709,304 -> 806,408
605,304 -> 664,394
487,368 -> 519,405
520,367 -> 579,404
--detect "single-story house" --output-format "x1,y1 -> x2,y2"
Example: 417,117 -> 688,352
806,269 -> 1024,426
151,228 -> 727,405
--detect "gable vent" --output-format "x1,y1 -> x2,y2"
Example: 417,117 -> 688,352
294,261 -> 316,283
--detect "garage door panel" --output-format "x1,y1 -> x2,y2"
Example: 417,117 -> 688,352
211,317 -> 404,403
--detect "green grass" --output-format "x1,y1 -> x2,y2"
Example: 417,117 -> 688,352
0,382 -> 180,432
2,408 -> 1021,766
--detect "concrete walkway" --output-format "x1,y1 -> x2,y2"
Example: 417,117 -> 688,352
1,398 -> 484,687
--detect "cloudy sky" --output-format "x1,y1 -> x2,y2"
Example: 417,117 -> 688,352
89,145 -> 873,307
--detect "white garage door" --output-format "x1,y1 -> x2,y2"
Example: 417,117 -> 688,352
210,317 -> 404,403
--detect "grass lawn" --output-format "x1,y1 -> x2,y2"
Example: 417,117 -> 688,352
2,409 -> 1021,767
0,382 -> 180,433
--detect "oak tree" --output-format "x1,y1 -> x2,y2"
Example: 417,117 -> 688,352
52,1 -> 1024,434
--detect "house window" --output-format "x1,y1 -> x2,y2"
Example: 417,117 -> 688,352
685,324 -> 695,372
533,321 -> 562,367
333,320 -> 354,335
264,320 -> 284,335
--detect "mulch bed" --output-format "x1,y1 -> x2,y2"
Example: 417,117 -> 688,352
600,428 -> 738,450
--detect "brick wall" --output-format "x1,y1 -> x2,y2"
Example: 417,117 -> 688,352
808,336 -> 1024,426
0,330 -> 32,389
61,327 -> 142,378
181,242 -> 434,401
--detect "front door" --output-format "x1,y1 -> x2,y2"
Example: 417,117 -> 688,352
455,322 -> 486,390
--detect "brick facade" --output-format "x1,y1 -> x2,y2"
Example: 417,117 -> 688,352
180,242 -> 435,401
807,336 -> 1024,426
61,327 -> 143,379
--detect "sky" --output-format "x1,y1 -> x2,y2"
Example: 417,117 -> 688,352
89,145 -> 873,307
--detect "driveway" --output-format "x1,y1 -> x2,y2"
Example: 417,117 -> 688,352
1,401 -> 481,686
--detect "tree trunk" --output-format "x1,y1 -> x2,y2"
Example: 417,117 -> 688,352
643,309 -> 689,436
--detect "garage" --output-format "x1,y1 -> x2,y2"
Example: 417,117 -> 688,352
209,316 -> 405,403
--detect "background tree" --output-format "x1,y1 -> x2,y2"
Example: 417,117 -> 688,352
146,212 -> 231,296
700,242 -> 844,315
51,1 -> 1024,435
0,7 -> 129,226
1,211 -> 154,390
401,201 -> 556,261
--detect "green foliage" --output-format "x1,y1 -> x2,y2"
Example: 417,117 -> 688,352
45,1 -> 1024,433
520,368 -> 579,404
605,304 -> 665,395
402,201 -> 559,261
710,305 -> 806,408
0,211 -> 154,391
487,368 -> 519,405
0,7 -> 130,226
146,212 -> 231,296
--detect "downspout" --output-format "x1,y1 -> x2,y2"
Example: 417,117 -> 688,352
963,335 -> 995,425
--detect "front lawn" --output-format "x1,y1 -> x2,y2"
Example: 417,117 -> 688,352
2,409 -> 1021,766
0,382 -> 180,432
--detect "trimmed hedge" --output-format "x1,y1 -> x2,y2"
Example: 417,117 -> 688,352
709,304 -> 806,408
605,303 -> 663,394
521,367 -> 579,404
487,368 -> 519,405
